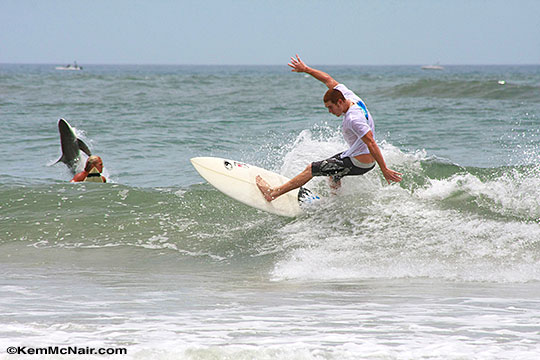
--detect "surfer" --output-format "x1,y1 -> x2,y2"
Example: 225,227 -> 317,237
256,54 -> 402,202
71,155 -> 107,183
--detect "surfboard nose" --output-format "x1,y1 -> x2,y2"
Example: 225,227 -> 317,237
190,157 -> 212,167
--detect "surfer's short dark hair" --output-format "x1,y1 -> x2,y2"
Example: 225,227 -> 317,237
323,89 -> 346,104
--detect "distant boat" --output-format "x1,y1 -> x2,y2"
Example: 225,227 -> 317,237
421,63 -> 444,71
55,61 -> 83,71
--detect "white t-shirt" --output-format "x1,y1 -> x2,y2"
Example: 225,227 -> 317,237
334,84 -> 375,158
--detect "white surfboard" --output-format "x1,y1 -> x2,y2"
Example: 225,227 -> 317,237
190,157 -> 319,217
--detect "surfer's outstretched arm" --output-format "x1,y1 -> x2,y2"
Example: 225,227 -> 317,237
362,131 -> 402,184
256,164 -> 313,202
288,54 -> 338,90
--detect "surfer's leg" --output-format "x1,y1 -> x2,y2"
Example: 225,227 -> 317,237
311,153 -> 348,191
328,176 -> 342,189
256,165 -> 313,202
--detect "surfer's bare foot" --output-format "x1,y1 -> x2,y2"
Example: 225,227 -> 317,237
256,175 -> 276,202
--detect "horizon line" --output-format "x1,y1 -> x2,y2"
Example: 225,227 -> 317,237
1,62 -> 539,67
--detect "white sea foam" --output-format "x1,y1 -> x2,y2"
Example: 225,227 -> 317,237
417,168 -> 540,219
272,130 -> 540,283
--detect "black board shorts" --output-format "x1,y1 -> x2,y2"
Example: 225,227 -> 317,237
311,152 -> 375,182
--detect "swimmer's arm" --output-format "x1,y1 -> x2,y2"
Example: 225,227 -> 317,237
362,131 -> 402,184
288,54 -> 338,89
70,171 -> 86,183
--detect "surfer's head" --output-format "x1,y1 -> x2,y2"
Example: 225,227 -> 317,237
84,155 -> 103,173
323,89 -> 348,117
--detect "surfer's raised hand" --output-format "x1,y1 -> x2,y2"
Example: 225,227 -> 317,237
288,54 -> 338,89
288,54 -> 309,73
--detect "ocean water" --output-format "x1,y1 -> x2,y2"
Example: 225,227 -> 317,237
1,63 -> 540,359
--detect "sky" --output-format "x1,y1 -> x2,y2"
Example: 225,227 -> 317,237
1,0 -> 539,65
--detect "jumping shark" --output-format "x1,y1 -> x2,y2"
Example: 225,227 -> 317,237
55,118 -> 92,174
